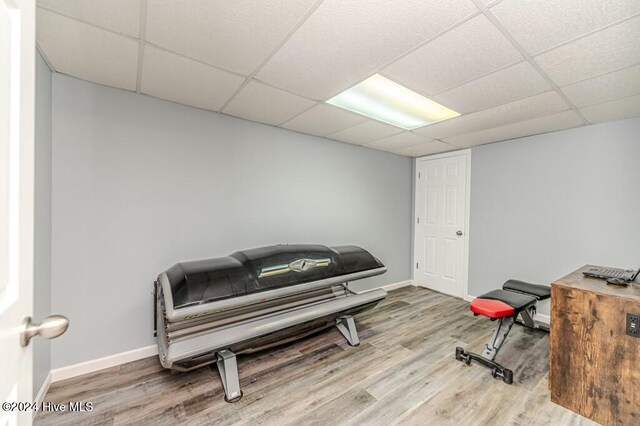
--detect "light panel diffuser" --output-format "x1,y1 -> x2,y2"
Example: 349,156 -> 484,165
326,74 -> 460,130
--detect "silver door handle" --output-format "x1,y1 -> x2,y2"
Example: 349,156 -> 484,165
20,315 -> 69,347
456,230 -> 463,236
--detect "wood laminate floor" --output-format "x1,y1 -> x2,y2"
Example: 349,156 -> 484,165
36,286 -> 596,426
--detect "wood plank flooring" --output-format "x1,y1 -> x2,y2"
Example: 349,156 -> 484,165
36,286 -> 597,426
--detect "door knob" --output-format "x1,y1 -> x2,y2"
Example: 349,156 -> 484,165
20,315 -> 69,347
456,230 -> 463,236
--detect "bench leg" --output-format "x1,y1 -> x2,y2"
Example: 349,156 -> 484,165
455,347 -> 514,384
455,316 -> 516,385
336,315 -> 360,346
482,316 -> 515,361
216,349 -> 243,403
519,305 -> 536,328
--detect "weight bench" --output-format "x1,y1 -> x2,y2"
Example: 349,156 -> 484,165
455,280 -> 550,384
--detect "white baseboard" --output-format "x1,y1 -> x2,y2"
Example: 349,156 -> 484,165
33,370 -> 52,417
51,344 -> 158,383
48,280 -> 415,383
382,280 -> 415,291
43,283 -> 548,387
534,313 -> 550,326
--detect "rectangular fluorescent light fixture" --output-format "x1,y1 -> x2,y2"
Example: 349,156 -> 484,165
326,74 -> 460,130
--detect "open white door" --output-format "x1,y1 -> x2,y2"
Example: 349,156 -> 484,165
414,151 -> 470,299
1,1 -> 35,424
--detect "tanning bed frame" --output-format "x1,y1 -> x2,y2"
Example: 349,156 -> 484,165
154,244 -> 387,402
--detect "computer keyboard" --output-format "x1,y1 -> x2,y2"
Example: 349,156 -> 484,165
583,266 -> 639,281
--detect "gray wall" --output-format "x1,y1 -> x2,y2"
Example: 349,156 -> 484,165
50,75 -> 412,368
469,117 -> 640,315
34,52 -> 52,394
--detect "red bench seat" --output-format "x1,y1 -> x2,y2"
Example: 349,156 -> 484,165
470,298 -> 514,319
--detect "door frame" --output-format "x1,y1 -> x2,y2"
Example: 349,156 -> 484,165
412,149 -> 471,300
0,0 -> 35,423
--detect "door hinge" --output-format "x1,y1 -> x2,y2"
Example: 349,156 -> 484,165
418,172 -> 421,179
417,217 -> 420,224
416,262 -> 419,269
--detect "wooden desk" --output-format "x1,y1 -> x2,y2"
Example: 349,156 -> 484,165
550,266 -> 640,425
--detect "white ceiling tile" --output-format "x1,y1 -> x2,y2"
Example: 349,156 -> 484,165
257,0 -> 478,100
444,110 -> 584,147
145,0 -> 317,76
223,81 -> 315,126
491,0 -> 640,55
383,15 -> 522,95
414,91 -> 570,139
327,120 -> 402,145
36,9 -> 139,91
580,95 -> 640,123
37,0 -> 141,37
280,104 -> 366,136
434,62 -> 551,113
535,16 -> 640,87
141,46 -> 245,112
392,141 -> 458,157
363,132 -> 434,151
561,64 -> 640,108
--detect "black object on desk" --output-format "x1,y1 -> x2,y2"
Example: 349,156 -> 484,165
582,265 -> 639,281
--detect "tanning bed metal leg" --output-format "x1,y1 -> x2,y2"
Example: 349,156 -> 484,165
336,315 -> 360,346
216,349 -> 243,403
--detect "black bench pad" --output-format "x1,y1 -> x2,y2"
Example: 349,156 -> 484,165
477,289 -> 537,312
502,280 -> 551,300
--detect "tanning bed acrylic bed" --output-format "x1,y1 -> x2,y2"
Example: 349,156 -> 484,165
154,244 -> 387,402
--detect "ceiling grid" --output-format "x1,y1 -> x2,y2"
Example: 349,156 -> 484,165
135,0 -> 148,93
35,0 -> 640,156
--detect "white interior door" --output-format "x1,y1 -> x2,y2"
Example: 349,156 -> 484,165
1,0 -> 35,425
414,152 -> 468,298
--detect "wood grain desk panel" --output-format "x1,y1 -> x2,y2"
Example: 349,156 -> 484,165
550,266 -> 640,426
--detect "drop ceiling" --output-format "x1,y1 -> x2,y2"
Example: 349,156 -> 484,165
36,0 -> 640,157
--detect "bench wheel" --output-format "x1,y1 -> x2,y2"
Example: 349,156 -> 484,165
503,369 -> 513,384
455,347 -> 472,365
491,368 -> 514,384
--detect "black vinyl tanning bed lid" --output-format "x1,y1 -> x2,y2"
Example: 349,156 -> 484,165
163,244 -> 384,309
